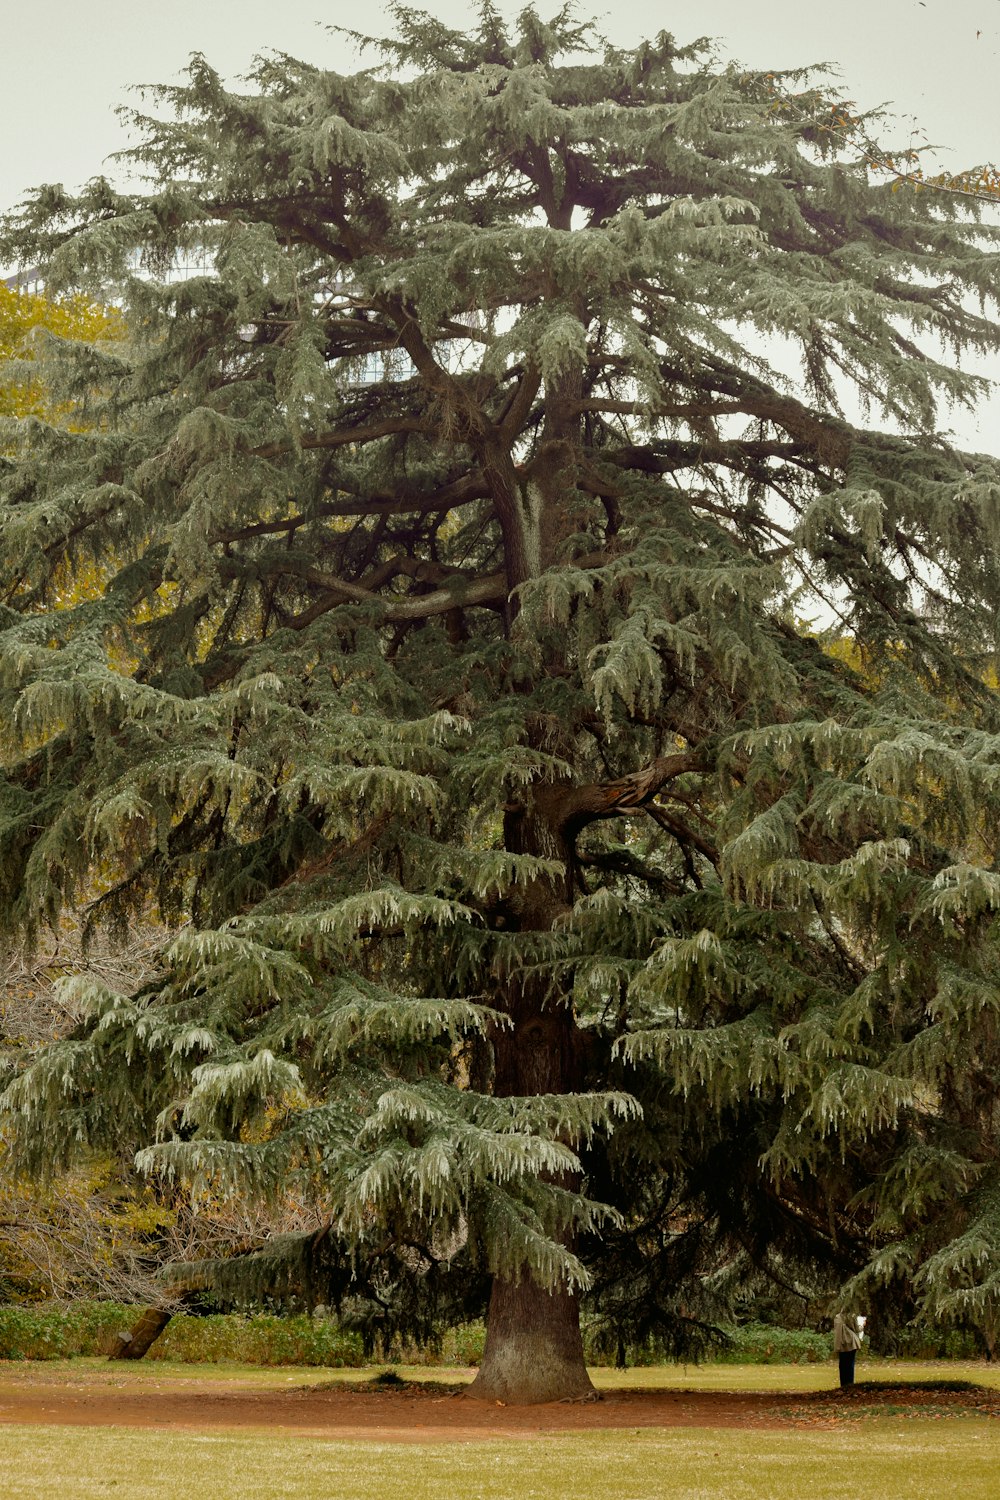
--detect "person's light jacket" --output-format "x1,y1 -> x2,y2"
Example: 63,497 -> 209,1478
833,1314 -> 863,1353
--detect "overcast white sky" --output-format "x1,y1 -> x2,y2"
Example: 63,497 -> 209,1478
4,0 -> 997,213
3,0 -> 999,445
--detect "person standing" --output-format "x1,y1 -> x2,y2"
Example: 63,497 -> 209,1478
833,1312 -> 864,1388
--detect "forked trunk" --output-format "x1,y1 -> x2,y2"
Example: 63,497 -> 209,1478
465,1272 -> 595,1403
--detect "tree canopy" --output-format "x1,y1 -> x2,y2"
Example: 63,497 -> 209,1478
4,4 -> 1000,1401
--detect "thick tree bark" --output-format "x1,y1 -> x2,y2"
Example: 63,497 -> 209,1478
466,1274 -> 595,1403
463,793 -> 598,1404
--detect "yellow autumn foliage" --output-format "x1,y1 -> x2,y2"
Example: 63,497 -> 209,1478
0,282 -> 121,424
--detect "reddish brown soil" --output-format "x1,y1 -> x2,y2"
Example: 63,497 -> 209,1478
0,1369 -> 997,1442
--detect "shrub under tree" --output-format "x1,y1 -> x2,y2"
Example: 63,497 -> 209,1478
3,6 -> 1000,1400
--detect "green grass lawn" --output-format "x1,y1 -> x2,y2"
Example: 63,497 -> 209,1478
0,1421 -> 998,1500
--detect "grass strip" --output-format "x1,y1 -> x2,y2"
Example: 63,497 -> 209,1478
2,1423 -> 1000,1500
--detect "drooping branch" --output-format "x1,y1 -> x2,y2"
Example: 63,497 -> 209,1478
644,802 -> 719,868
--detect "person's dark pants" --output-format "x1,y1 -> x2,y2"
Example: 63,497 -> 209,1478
838,1350 -> 856,1388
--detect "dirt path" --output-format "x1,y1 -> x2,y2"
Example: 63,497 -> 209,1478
1,1370 -> 997,1442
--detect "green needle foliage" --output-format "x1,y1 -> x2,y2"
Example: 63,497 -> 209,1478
4,4 -> 1000,1398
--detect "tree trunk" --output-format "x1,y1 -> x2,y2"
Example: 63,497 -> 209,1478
109,1306 -> 173,1360
467,364 -> 594,1403
466,1273 -> 595,1403
463,795 -> 596,1404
